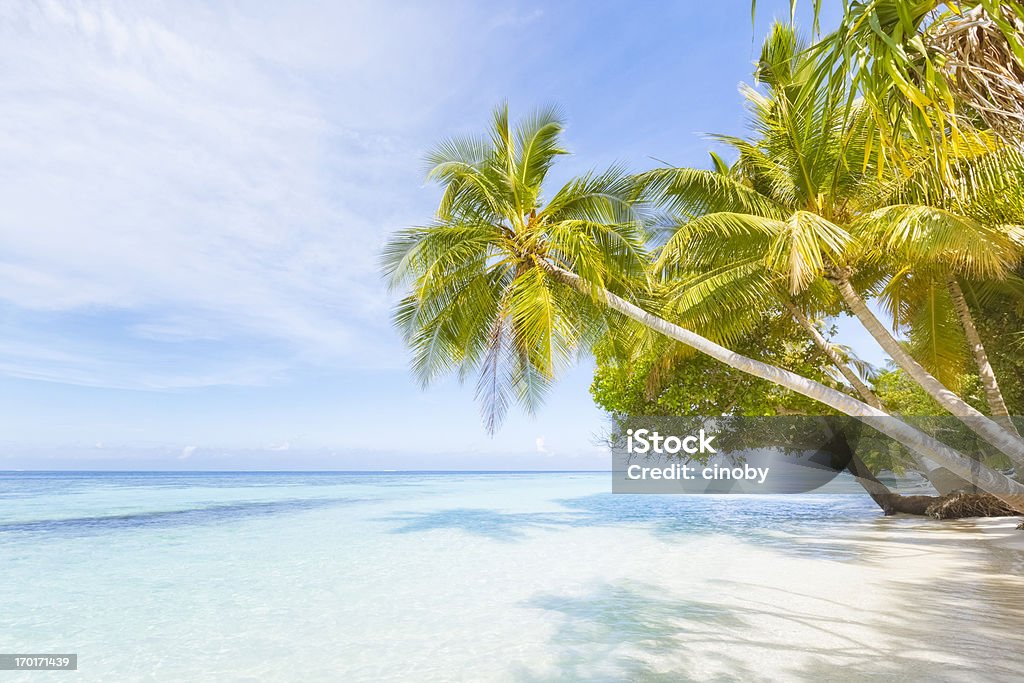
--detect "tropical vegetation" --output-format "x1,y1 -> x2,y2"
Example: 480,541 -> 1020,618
383,5 -> 1024,516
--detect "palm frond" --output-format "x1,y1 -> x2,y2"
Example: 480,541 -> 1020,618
856,204 -> 1022,278
384,103 -> 650,433
636,167 -> 787,220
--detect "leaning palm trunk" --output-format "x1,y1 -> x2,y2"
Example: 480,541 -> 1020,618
825,430 -> 997,516
784,303 -> 964,494
831,273 -> 1024,470
784,302 -> 883,409
818,423 -> 901,513
946,275 -> 1021,437
544,263 -> 1024,513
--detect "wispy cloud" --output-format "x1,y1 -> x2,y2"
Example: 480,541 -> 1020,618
0,0 -> 502,388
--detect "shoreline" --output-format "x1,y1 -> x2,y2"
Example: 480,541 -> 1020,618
2,472 -> 1023,680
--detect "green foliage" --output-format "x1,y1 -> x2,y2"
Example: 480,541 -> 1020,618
768,1 -> 1024,169
592,20 -> 1023,474
870,367 -> 1012,471
590,316 -> 839,418
382,103 -> 648,433
872,368 -> 944,415
970,270 -> 1024,416
634,22 -> 1023,418
386,17 -> 1024,476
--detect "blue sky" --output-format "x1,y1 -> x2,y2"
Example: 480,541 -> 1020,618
0,0 -> 878,470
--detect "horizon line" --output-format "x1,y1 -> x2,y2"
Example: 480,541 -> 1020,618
0,469 -> 611,474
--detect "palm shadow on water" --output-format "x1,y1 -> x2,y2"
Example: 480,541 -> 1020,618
0,497 -> 361,539
557,493 -> 880,562
378,507 -> 577,541
379,493 -> 881,561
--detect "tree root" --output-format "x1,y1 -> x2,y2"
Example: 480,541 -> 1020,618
881,492 -> 1020,519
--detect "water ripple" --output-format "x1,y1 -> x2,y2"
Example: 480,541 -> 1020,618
0,496 -> 357,536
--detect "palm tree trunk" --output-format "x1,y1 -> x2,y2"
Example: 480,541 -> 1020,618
832,430 -> 1014,517
817,425 -> 898,513
830,273 -> 1024,470
544,263 -> 1024,513
946,275 -> 1020,437
784,302 -> 883,409
783,302 -> 965,493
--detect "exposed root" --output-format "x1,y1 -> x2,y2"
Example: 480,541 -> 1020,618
924,492 -> 1019,520
879,491 -> 1020,519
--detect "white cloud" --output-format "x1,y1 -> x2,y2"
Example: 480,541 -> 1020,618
535,436 -> 547,453
0,0 -> 501,388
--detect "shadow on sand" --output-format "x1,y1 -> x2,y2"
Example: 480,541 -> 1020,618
381,495 -> 1024,680
510,535 -> 1024,681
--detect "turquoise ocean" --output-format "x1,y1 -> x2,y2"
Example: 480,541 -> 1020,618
1,471 -> 1022,681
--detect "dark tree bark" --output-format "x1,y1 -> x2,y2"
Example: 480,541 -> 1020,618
821,427 -> 1019,518
819,427 -> 899,514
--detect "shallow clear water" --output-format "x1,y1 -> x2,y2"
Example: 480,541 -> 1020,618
1,472 -> 1022,682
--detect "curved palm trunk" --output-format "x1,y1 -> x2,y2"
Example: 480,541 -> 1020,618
831,427 -> 1014,516
946,275 -> 1020,437
785,303 -> 965,494
818,425 -> 897,513
544,263 -> 1024,513
845,453 -> 898,513
831,274 -> 1024,470
784,302 -> 883,409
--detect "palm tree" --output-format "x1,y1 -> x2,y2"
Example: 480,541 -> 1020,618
643,23 -> 1024,470
862,148 -> 1024,436
761,4 -> 1024,430
768,1 -> 1024,164
652,152 -> 886,411
638,159 -> 962,494
834,209 -> 1023,452
871,261 -> 1024,437
383,104 -> 648,433
948,276 -> 1021,435
382,102 -> 1024,511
